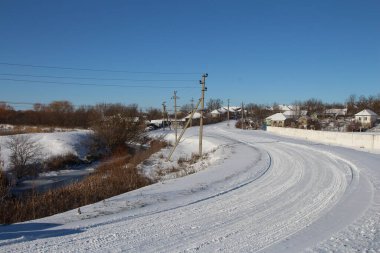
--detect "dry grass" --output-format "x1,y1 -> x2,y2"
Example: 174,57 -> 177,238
0,140 -> 167,224
43,153 -> 82,172
153,153 -> 203,181
0,126 -> 55,136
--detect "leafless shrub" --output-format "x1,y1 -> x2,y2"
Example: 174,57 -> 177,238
347,121 -> 362,132
190,153 -> 200,164
168,166 -> 180,173
0,147 -> 10,204
0,170 -> 9,204
177,157 -> 186,166
6,135 -> 42,179
43,153 -> 82,172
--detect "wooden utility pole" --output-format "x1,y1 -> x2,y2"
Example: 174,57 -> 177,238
166,98 -> 201,161
190,97 -> 194,127
199,73 -> 208,157
227,99 -> 230,126
241,102 -> 245,130
172,91 -> 179,142
162,102 -> 169,130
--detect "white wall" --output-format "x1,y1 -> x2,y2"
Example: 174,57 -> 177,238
266,127 -> 380,152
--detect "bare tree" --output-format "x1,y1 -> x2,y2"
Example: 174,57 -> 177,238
91,104 -> 145,152
180,104 -> 193,114
304,98 -> 325,115
206,98 -> 223,111
272,102 -> 280,113
346,94 -> 357,115
146,107 -> 162,120
6,135 -> 42,178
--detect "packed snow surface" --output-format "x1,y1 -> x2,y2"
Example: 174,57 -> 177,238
1,122 -> 380,252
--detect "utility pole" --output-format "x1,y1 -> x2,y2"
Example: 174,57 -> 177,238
172,91 -> 179,142
190,97 -> 194,127
227,99 -> 230,126
241,102 -> 245,130
199,73 -> 208,157
166,98 -> 201,161
162,101 -> 167,130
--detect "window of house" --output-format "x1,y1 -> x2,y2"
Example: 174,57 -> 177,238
364,117 -> 367,121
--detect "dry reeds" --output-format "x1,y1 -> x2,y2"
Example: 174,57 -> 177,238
0,140 -> 167,224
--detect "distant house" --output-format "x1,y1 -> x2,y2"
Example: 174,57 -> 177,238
355,109 -> 378,128
265,113 -> 292,127
210,106 -> 242,119
185,112 -> 204,120
149,119 -> 170,128
283,109 -> 308,118
210,109 -> 223,118
325,108 -> 347,118
181,111 -> 205,126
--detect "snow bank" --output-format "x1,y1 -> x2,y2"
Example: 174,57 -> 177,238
140,127 -> 219,181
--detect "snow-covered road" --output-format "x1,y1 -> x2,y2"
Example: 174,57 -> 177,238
1,123 -> 379,252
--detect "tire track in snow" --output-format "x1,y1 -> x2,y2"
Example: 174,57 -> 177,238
82,129 -> 351,252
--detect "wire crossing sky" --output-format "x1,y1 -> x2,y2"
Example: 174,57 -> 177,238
1,0 -> 379,110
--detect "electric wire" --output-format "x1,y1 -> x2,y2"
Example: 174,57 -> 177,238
0,73 -> 196,82
0,62 -> 201,75
0,78 -> 198,89
0,100 -> 169,110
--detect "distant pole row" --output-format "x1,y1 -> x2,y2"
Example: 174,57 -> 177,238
166,73 -> 207,161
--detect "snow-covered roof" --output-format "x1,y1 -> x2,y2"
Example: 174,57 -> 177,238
210,106 -> 241,114
355,109 -> 378,116
211,109 -> 221,115
218,107 -> 227,113
266,113 -> 289,121
221,106 -> 241,112
150,119 -> 164,124
184,112 -> 204,119
269,104 -> 300,112
278,104 -> 292,111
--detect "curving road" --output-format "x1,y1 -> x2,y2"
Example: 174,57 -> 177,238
0,123 -> 378,252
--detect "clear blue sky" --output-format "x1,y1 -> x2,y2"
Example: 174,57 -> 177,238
1,0 -> 379,110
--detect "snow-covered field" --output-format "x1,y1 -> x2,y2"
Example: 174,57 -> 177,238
0,130 -> 91,171
1,122 -> 380,252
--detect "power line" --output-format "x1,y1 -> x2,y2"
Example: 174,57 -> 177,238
0,73 -> 197,82
0,101 -> 36,105
0,62 -> 200,75
0,100 -> 164,110
0,78 -> 198,89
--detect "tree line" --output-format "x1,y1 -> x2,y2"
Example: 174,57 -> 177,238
1,94 -> 379,128
0,101 -> 141,129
